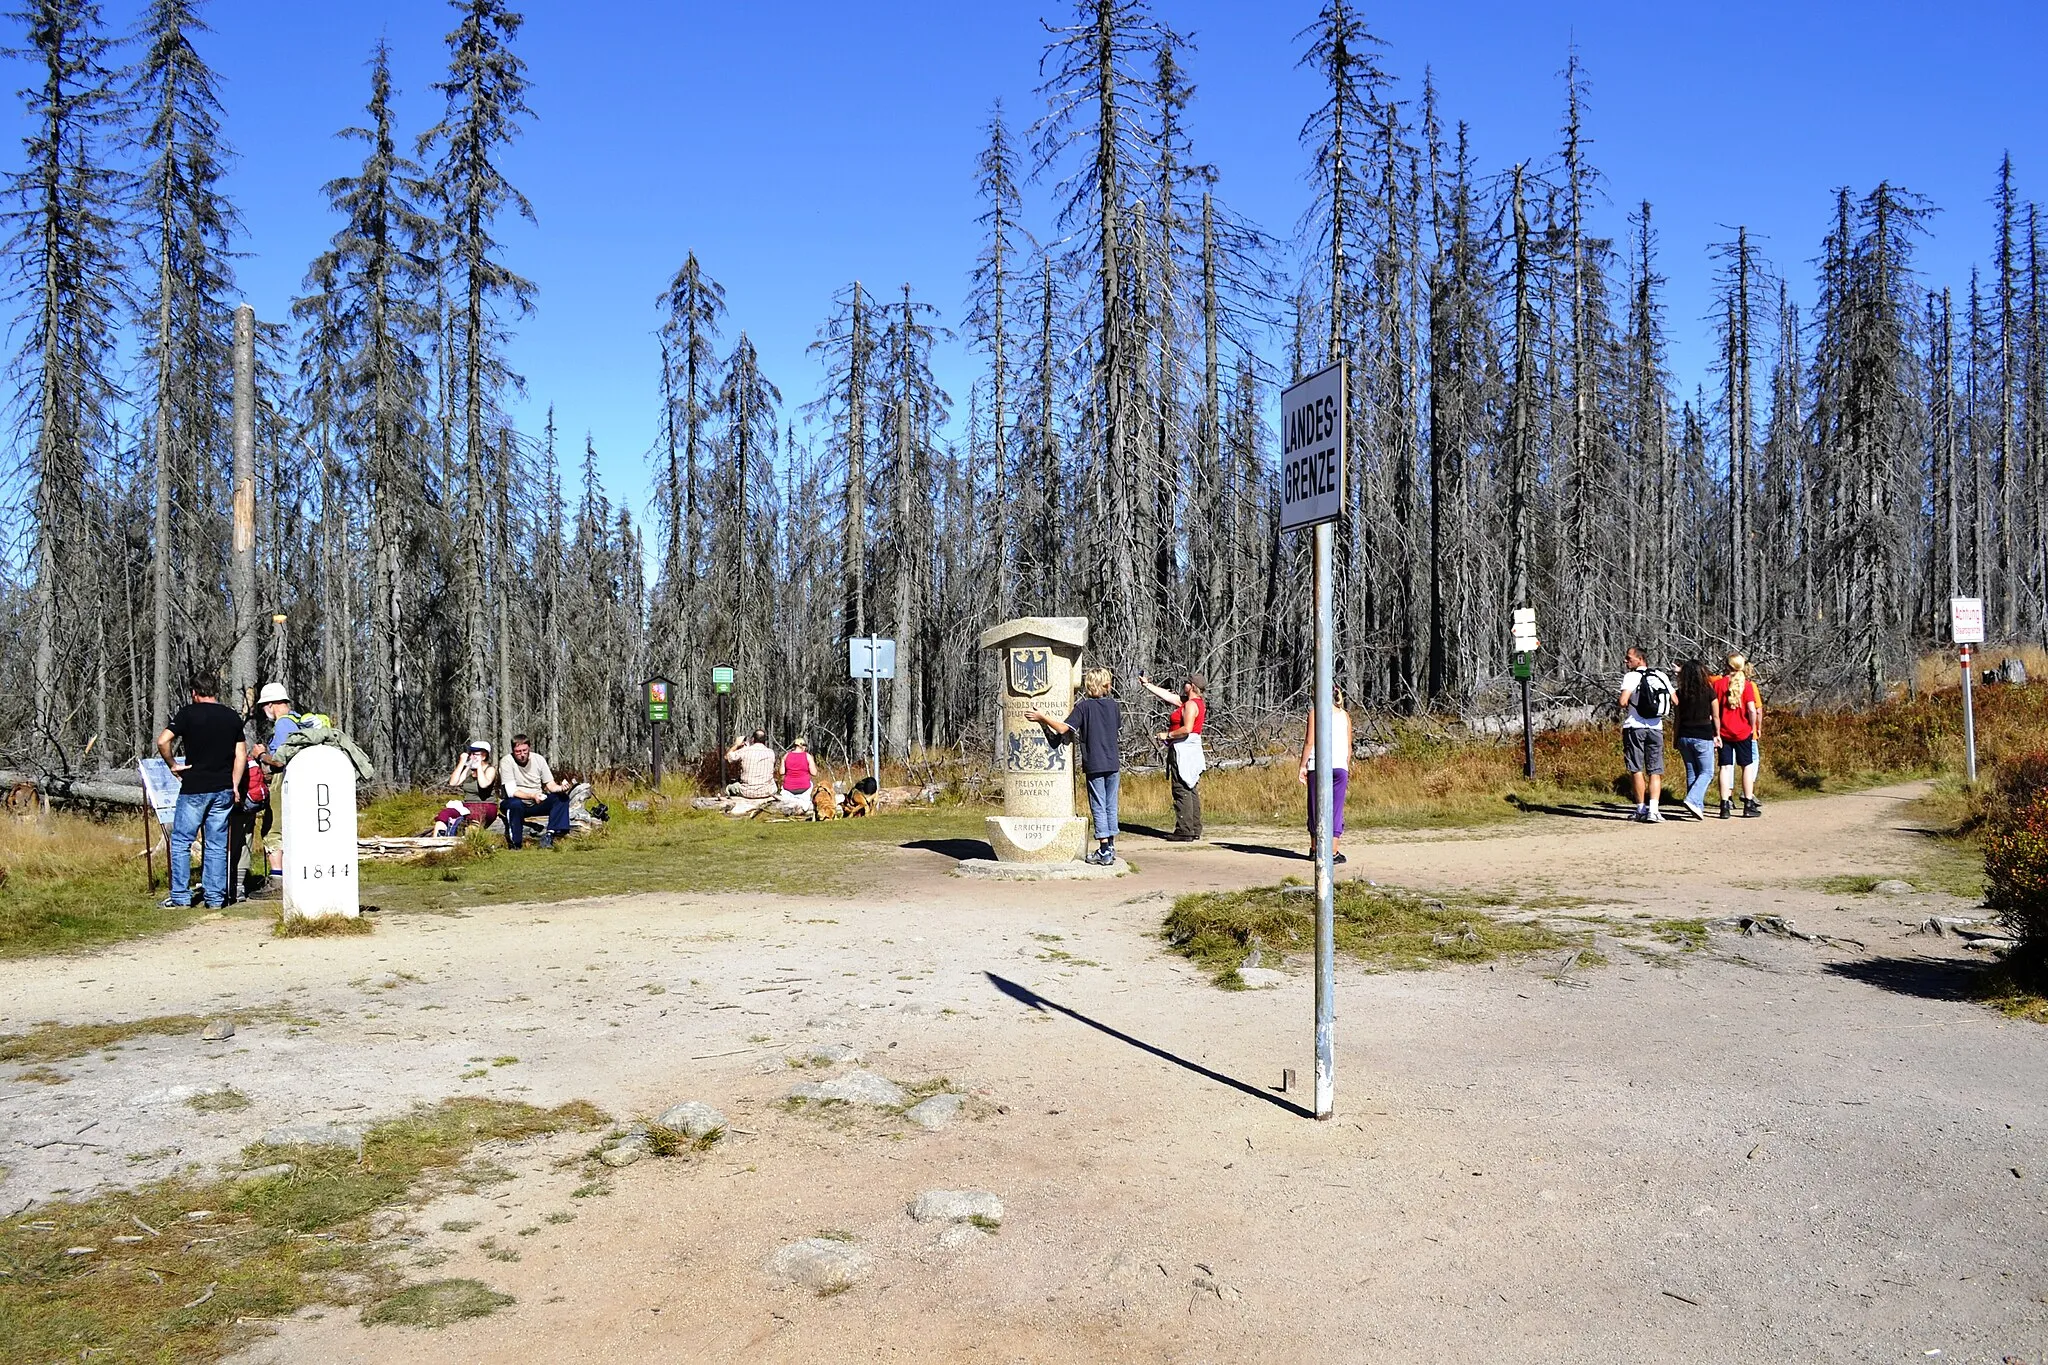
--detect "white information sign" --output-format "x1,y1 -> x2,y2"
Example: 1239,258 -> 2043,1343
1511,606 -> 1540,653
1279,361 -> 1346,533
848,636 -> 897,680
137,757 -> 180,827
1950,597 -> 1985,646
281,746 -> 359,921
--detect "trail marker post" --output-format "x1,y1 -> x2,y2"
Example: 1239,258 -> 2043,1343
1951,597 -> 1984,784
1511,607 -> 1540,778
848,637 -> 896,790
1280,359 -> 1346,1122
644,676 -> 673,791
712,665 -> 734,790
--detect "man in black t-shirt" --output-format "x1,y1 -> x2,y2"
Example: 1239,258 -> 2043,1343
154,669 -> 247,909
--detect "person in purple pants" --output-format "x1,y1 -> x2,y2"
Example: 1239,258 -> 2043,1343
1298,685 -> 1353,865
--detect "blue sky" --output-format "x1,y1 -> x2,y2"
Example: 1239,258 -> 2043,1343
13,0 -> 2046,517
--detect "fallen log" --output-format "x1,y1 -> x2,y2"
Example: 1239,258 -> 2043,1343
0,768 -> 146,807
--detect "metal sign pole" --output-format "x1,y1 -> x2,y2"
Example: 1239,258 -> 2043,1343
1312,519 -> 1336,1121
1961,644 -> 1978,785
1519,661 -> 1535,778
870,659 -> 880,789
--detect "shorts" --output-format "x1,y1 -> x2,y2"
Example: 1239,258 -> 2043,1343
1622,727 -> 1664,776
1719,737 -> 1755,767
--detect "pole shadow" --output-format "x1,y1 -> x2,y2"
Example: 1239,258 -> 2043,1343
982,972 -> 1314,1118
1212,840 -> 1310,861
902,837 -> 995,862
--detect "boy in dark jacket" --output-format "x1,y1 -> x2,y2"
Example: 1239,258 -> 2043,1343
1027,666 -> 1122,865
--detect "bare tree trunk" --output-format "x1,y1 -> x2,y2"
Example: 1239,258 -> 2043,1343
1506,167 -> 1535,615
230,304 -> 257,712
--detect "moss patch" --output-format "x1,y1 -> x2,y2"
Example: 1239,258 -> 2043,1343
1163,882 -> 1570,984
359,1277 -> 514,1329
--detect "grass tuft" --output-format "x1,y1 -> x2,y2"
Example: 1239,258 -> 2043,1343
1164,882 -> 1569,983
274,912 -> 375,938
360,1277 -> 514,1329
186,1086 -> 250,1113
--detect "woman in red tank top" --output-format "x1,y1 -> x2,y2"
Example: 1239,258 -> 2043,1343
1141,671 -> 1208,841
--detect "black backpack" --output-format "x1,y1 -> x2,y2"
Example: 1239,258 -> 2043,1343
1632,670 -> 1670,721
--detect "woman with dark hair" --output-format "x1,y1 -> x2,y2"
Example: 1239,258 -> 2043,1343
1672,659 -> 1721,820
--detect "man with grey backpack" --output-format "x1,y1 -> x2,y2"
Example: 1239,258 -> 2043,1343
1617,646 -> 1673,824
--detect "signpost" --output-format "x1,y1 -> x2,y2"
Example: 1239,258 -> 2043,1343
644,676 -> 673,791
1280,359 -> 1345,1122
848,637 -> 897,790
712,665 -> 734,790
1951,597 -> 1985,784
1511,607 -> 1540,778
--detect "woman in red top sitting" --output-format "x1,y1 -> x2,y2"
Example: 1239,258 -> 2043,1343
1712,653 -> 1763,819
778,737 -> 816,812
1140,672 -> 1207,841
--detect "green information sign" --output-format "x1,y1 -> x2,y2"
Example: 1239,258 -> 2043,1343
644,676 -> 673,723
712,665 -> 734,696
1512,654 -> 1532,681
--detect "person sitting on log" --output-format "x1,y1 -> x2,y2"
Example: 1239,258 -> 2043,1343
502,734 -> 573,849
432,741 -> 501,836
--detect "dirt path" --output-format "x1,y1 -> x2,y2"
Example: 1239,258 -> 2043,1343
5,784 -> 2045,1364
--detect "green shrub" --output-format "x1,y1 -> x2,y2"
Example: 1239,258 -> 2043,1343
1984,749 -> 2048,963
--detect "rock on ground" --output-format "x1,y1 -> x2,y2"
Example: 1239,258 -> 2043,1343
910,1189 -> 1003,1224
1235,966 -> 1287,989
785,1070 -> 905,1108
600,1134 -> 649,1167
656,1101 -> 727,1139
788,1042 -> 862,1066
1874,879 -> 1915,896
904,1093 -> 965,1130
768,1237 -> 873,1293
936,1222 -> 995,1250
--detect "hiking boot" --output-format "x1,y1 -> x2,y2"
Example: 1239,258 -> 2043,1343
1333,851 -> 1348,865
1719,798 -> 1732,820
538,830 -> 555,850
1742,799 -> 1762,818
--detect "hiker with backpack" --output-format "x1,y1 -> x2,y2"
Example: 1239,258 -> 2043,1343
1617,646 -> 1674,823
1714,653 -> 1764,818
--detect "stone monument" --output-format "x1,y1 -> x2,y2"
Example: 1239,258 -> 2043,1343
978,616 -> 1089,864
281,746 -> 360,922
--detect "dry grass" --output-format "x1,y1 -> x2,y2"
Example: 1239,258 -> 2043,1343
1912,642 -> 2048,694
0,808 -> 198,958
0,1006 -> 317,1064
0,1097 -> 604,1360
273,911 -> 376,938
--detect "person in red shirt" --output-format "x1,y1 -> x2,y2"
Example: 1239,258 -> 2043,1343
1712,653 -> 1763,819
1140,672 -> 1207,842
